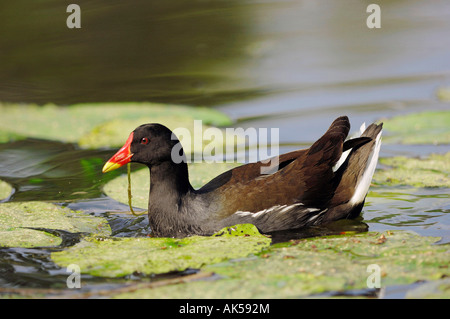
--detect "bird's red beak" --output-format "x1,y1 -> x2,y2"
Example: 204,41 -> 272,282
102,132 -> 134,173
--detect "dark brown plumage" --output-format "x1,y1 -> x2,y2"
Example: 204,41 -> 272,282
103,116 -> 383,237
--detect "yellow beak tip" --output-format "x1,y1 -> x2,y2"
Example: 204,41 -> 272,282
102,161 -> 122,173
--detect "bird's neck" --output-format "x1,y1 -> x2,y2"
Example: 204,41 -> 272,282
147,160 -> 198,237
148,160 -> 193,201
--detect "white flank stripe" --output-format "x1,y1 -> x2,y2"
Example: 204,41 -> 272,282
235,203 -> 305,219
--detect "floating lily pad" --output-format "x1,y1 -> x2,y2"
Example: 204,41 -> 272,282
0,180 -> 12,201
115,231 -> 449,298
0,102 -> 232,148
51,224 -> 271,277
0,201 -> 111,247
103,162 -> 240,209
373,153 -> 450,187
382,111 -> 450,145
79,116 -> 244,152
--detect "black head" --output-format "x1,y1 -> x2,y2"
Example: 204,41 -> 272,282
131,123 -> 184,166
102,123 -> 185,173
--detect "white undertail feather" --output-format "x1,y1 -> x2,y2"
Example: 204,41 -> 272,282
332,121 -> 382,205
350,128 -> 382,205
332,122 -> 367,173
332,148 -> 351,172
359,122 -> 366,135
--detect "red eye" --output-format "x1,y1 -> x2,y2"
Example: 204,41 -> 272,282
140,137 -> 149,145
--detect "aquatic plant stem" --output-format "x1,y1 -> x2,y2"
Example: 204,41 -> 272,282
127,163 -> 146,216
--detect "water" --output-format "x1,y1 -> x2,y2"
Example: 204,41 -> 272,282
0,0 -> 449,297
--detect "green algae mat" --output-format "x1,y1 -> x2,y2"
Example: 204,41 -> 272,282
51,224 -> 271,278
0,201 -> 110,247
50,229 -> 449,299
0,180 -> 12,201
0,102 -> 233,150
123,230 -> 448,298
373,152 -> 450,188
382,111 -> 450,145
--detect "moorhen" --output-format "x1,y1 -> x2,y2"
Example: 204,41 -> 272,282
102,116 -> 382,238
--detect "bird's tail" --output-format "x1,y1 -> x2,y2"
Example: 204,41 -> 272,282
349,122 -> 383,206
323,120 -> 383,222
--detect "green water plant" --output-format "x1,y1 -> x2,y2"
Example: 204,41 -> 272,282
0,180 -> 12,201
0,102 -> 233,149
0,201 -> 111,247
114,230 -> 449,298
373,152 -> 450,188
51,224 -> 271,277
382,111 -> 450,145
